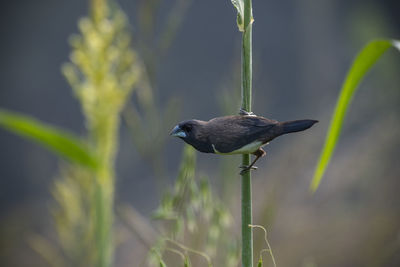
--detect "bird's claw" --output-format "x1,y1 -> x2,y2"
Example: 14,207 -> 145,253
239,109 -> 256,116
239,165 -> 258,175
238,165 -> 258,170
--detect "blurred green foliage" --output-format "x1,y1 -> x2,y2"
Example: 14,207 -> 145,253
148,145 -> 239,267
0,1 -> 141,266
0,1 -> 139,266
311,39 -> 400,192
0,109 -> 97,168
57,1 -> 138,266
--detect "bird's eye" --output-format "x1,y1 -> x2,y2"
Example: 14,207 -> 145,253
184,125 -> 192,132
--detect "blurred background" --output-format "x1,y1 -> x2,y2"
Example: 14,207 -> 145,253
1,0 -> 400,266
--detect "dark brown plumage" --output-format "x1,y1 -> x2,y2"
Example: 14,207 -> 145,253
170,115 -> 317,174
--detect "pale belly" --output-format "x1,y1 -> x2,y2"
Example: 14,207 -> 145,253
212,141 -> 266,155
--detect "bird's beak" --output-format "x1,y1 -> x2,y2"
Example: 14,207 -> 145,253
170,125 -> 186,138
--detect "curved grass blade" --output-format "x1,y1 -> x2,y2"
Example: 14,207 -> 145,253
310,39 -> 400,192
0,109 -> 98,169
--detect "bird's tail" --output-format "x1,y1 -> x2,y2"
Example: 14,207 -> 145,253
279,119 -> 318,135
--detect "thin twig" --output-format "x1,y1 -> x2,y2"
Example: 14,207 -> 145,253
249,224 -> 277,267
165,238 -> 213,267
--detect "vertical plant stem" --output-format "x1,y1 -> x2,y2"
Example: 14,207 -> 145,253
93,117 -> 118,267
241,0 -> 253,266
89,1 -> 115,266
60,0 -> 136,265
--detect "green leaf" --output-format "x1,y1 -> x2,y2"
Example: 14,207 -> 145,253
231,0 -> 244,31
0,109 -> 98,169
310,39 -> 400,192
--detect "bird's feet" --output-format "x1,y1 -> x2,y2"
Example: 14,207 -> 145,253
239,109 -> 256,116
239,165 -> 258,175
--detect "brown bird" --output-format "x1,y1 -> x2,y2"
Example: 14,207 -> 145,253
170,114 -> 318,174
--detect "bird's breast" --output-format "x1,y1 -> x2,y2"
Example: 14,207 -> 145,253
212,141 -> 264,155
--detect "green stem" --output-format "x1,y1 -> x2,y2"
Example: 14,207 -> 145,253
241,2 -> 252,112
88,2 -> 117,267
241,0 -> 253,266
92,116 -> 119,267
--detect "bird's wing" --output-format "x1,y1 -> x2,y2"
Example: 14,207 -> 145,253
235,116 -> 278,127
207,116 -> 277,153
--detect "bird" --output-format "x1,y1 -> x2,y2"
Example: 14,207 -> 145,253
170,113 -> 318,175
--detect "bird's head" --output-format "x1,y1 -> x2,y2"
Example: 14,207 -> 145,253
170,119 -> 213,153
170,120 -> 202,141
